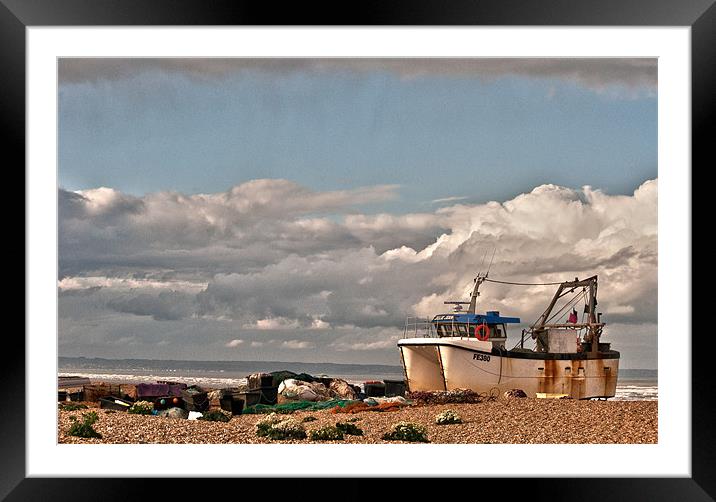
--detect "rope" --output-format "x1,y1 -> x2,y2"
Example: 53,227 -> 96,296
484,278 -> 566,286
546,289 -> 587,325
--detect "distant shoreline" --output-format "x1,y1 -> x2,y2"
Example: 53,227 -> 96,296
58,356 -> 657,378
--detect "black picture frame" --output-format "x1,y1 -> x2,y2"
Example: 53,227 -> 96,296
6,1 -> 711,500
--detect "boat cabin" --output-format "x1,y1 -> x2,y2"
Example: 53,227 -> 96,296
432,311 -> 521,348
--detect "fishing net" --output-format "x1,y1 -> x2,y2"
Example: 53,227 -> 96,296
242,399 -> 356,415
269,371 -> 318,387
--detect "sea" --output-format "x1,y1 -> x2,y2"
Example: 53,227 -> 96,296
58,357 -> 657,401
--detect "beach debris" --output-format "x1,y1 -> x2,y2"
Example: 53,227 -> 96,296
407,388 -> 498,405
196,409 -> 231,422
128,400 -> 154,415
384,379 -> 407,397
137,382 -> 186,400
219,393 -> 246,415
278,379 -> 329,402
157,407 -> 190,420
207,389 -> 224,409
83,383 -> 123,402
67,411 -> 102,439
58,387 -> 85,402
119,384 -> 138,401
382,421 -> 429,443
536,392 -> 570,399
328,379 -> 357,400
248,372 -> 274,389
187,411 -> 203,420
99,396 -> 133,411
154,396 -> 184,411
503,389 -> 528,399
435,409 -> 463,425
181,385 -> 209,412
363,381 -> 386,398
309,425 -> 344,441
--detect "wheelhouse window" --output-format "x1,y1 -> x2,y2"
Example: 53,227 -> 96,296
455,324 -> 468,336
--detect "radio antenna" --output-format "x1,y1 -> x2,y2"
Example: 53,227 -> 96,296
485,246 -> 497,277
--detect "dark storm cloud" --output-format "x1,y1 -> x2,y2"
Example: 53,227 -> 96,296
58,58 -> 657,92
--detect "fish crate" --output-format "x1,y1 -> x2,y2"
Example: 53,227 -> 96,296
220,395 -> 246,415
259,386 -> 278,405
384,379 -> 406,397
67,390 -> 84,401
226,391 -> 262,408
364,382 -> 386,398
180,386 -> 209,412
247,373 -> 274,390
84,384 -> 122,402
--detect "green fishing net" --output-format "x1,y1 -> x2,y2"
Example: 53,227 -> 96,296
243,399 -> 356,415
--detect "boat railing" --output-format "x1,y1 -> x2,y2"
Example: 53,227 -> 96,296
403,316 -> 436,338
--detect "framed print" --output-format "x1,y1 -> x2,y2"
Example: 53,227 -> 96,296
6,0 -> 712,499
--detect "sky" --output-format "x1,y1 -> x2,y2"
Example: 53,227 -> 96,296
58,58 -> 658,369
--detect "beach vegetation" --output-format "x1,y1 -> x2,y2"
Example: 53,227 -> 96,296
266,418 -> 307,440
256,413 -> 307,440
382,421 -> 429,443
197,409 -> 231,422
309,425 -> 344,441
128,401 -> 154,415
256,413 -> 285,436
68,411 -> 102,439
435,409 -> 462,425
335,421 -> 364,436
302,416 -> 317,422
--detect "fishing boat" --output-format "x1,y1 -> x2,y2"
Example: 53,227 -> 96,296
397,273 -> 619,399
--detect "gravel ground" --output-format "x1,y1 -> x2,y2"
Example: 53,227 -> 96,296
58,399 -> 657,444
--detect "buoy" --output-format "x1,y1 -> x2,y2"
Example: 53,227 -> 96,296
475,323 -> 491,341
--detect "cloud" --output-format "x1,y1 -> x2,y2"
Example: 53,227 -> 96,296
58,58 -> 657,94
59,178 -> 657,366
431,196 -> 470,204
58,179 -> 399,277
225,339 -> 244,348
281,340 -> 314,350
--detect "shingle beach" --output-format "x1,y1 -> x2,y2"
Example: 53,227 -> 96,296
58,398 -> 657,444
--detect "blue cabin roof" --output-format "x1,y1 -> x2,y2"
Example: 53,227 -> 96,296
432,311 -> 521,324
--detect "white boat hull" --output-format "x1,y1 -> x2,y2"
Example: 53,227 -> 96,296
398,337 -> 619,399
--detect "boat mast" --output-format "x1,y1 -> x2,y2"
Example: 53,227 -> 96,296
468,274 -> 487,314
